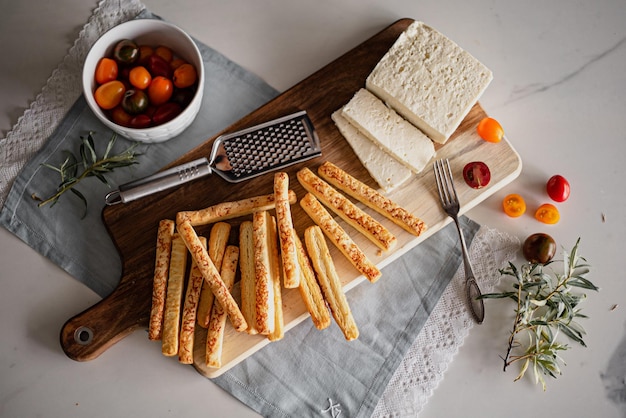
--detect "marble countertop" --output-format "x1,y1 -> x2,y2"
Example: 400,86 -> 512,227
1,0 -> 625,416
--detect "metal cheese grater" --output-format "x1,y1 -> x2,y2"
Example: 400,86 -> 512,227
105,110 -> 321,205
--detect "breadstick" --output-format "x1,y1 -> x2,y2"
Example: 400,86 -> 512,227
274,172 -> 300,288
298,167 -> 396,252
161,235 -> 188,356
206,245 -> 239,368
148,219 -> 175,341
178,236 -> 206,364
238,221 -> 258,335
294,230 -> 331,330
300,193 -> 381,282
304,225 -> 359,341
177,219 -> 247,332
267,215 -> 284,342
318,161 -> 427,236
177,190 -> 297,226
196,222 -> 231,328
253,211 -> 275,335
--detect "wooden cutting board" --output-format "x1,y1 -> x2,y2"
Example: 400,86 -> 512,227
60,18 -> 522,377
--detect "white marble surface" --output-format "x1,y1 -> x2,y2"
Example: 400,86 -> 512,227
1,0 -> 625,417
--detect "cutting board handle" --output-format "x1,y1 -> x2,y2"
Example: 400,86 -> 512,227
60,279 -> 150,361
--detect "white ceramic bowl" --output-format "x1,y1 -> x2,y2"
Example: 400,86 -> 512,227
83,19 -> 204,143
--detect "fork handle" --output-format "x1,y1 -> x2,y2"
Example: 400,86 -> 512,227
453,217 -> 485,324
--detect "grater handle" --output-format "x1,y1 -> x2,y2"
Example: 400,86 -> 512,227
104,158 -> 212,205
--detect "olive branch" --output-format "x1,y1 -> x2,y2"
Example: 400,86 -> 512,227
480,239 -> 598,390
33,131 -> 140,218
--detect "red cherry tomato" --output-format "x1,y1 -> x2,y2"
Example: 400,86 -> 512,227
147,54 -> 173,78
152,102 -> 182,125
94,57 -> 118,84
128,114 -> 152,129
110,106 -> 132,127
546,175 -> 570,202
535,203 -> 560,224
463,161 -> 491,189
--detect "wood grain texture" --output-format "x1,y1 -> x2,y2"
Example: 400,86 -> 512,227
59,18 -> 522,373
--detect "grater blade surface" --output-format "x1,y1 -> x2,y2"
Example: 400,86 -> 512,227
210,111 -> 321,182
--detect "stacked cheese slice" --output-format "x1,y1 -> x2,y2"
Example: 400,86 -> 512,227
334,21 -> 493,192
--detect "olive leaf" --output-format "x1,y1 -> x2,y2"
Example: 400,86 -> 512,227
34,131 -> 140,218
480,239 -> 598,390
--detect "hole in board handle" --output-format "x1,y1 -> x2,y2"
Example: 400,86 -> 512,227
74,326 -> 94,345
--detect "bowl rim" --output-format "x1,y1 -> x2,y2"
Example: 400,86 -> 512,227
82,18 -> 205,137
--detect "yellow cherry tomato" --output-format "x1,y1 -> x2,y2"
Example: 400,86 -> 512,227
535,203 -> 560,224
94,80 -> 125,110
477,117 -> 504,143
502,194 -> 526,217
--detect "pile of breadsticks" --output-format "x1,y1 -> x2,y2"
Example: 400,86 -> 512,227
147,161 -> 426,368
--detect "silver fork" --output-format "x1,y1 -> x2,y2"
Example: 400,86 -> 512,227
433,159 -> 485,324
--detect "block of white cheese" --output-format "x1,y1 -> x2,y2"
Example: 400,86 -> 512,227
366,21 -> 493,144
341,88 -> 435,174
331,110 -> 413,193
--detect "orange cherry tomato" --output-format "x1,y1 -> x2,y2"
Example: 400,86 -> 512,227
173,63 -> 197,88
170,58 -> 186,70
129,66 -> 152,90
502,193 -> 526,218
137,45 -> 154,65
94,80 -> 125,110
94,57 -> 118,84
148,76 -> 173,106
535,203 -> 560,224
477,117 -> 504,143
154,45 -> 173,62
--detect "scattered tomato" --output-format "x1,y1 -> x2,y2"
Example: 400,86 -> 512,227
128,66 -> 152,89
152,102 -> 182,125
173,63 -> 197,88
477,117 -> 504,143
113,39 -> 139,65
523,233 -> 557,264
546,174 -> 570,202
94,80 -> 125,110
535,203 -> 560,224
148,76 -> 174,106
121,89 -> 149,114
94,57 -> 118,84
463,161 -> 491,189
502,194 -> 526,218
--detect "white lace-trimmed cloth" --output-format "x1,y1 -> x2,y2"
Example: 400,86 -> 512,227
0,0 -> 521,415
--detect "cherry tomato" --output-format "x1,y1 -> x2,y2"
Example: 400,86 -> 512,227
128,114 -> 152,129
477,117 -> 504,143
147,54 -> 173,78
523,233 -> 556,264
94,57 -> 118,84
94,80 -> 125,110
137,45 -> 154,65
463,161 -> 491,189
121,89 -> 149,115
113,39 -> 139,65
110,106 -> 133,127
148,76 -> 173,106
502,194 -> 526,218
128,66 -> 152,89
173,63 -> 197,88
171,87 -> 196,107
535,203 -> 560,224
154,45 -> 173,62
170,58 -> 186,70
152,102 -> 182,125
546,174 -> 570,202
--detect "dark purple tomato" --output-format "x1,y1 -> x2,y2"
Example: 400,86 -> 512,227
147,54 -> 172,78
171,87 -> 196,107
121,89 -> 149,115
463,161 -> 491,189
522,233 -> 557,264
152,102 -> 182,125
128,114 -> 151,129
113,39 -> 139,65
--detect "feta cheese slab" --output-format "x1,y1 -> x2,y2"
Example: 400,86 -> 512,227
366,21 -> 493,144
341,88 -> 435,174
331,110 -> 413,193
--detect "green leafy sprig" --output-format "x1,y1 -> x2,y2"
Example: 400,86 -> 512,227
33,131 -> 140,217
480,239 -> 598,390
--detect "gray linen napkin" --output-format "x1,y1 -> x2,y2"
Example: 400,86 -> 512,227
0,12 -> 278,297
215,217 -> 479,418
